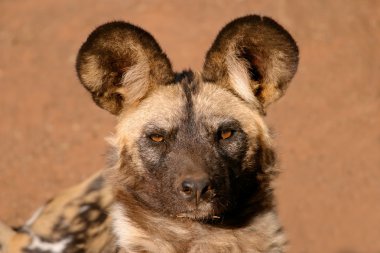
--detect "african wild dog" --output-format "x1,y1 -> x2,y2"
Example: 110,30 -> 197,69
0,15 -> 298,253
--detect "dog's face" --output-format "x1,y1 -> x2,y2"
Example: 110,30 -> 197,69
76,16 -> 298,221
113,74 -> 268,220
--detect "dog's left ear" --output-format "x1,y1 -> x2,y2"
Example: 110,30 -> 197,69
202,15 -> 299,110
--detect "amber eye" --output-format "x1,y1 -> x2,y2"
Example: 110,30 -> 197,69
220,130 -> 233,140
149,134 -> 164,142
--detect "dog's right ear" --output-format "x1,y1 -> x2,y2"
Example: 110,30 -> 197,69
76,21 -> 175,115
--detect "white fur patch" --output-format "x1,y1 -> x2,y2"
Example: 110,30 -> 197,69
111,203 -> 147,252
25,206 -> 44,227
111,203 -> 178,253
120,50 -> 150,104
27,236 -> 71,253
226,50 -> 259,109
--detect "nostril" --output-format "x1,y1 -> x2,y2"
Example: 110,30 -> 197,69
197,179 -> 211,196
180,180 -> 195,197
201,183 -> 212,196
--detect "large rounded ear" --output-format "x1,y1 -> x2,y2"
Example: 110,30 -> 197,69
202,15 -> 299,111
76,21 -> 175,115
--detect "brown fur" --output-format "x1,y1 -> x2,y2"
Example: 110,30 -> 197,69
203,15 -> 298,110
0,15 -> 298,253
76,21 -> 175,115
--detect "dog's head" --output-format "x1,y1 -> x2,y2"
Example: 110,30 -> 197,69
76,15 -> 298,221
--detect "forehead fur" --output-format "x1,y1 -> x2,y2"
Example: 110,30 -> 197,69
193,83 -> 268,138
115,83 -> 185,145
113,72 -> 270,148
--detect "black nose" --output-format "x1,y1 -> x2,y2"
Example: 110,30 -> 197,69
179,177 -> 212,204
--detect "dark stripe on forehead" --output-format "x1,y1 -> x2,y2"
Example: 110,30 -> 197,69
179,70 -> 198,131
175,70 -> 198,94
174,70 -> 194,83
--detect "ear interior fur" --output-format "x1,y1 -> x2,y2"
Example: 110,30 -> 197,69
76,21 -> 174,115
202,15 -> 299,110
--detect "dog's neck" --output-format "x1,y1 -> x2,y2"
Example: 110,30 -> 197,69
110,192 -> 286,253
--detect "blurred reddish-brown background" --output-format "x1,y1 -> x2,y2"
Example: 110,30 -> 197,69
1,1 -> 379,252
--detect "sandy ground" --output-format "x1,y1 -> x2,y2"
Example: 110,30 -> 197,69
1,1 -> 379,252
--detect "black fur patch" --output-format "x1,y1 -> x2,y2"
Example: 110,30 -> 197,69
85,176 -> 104,194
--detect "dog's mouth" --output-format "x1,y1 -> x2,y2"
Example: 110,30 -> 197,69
170,188 -> 234,222
173,202 -> 223,222
175,212 -> 221,221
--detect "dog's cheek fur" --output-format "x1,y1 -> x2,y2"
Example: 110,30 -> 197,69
106,135 -> 184,216
190,83 -> 279,215
240,137 -> 277,210
107,146 -> 163,213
